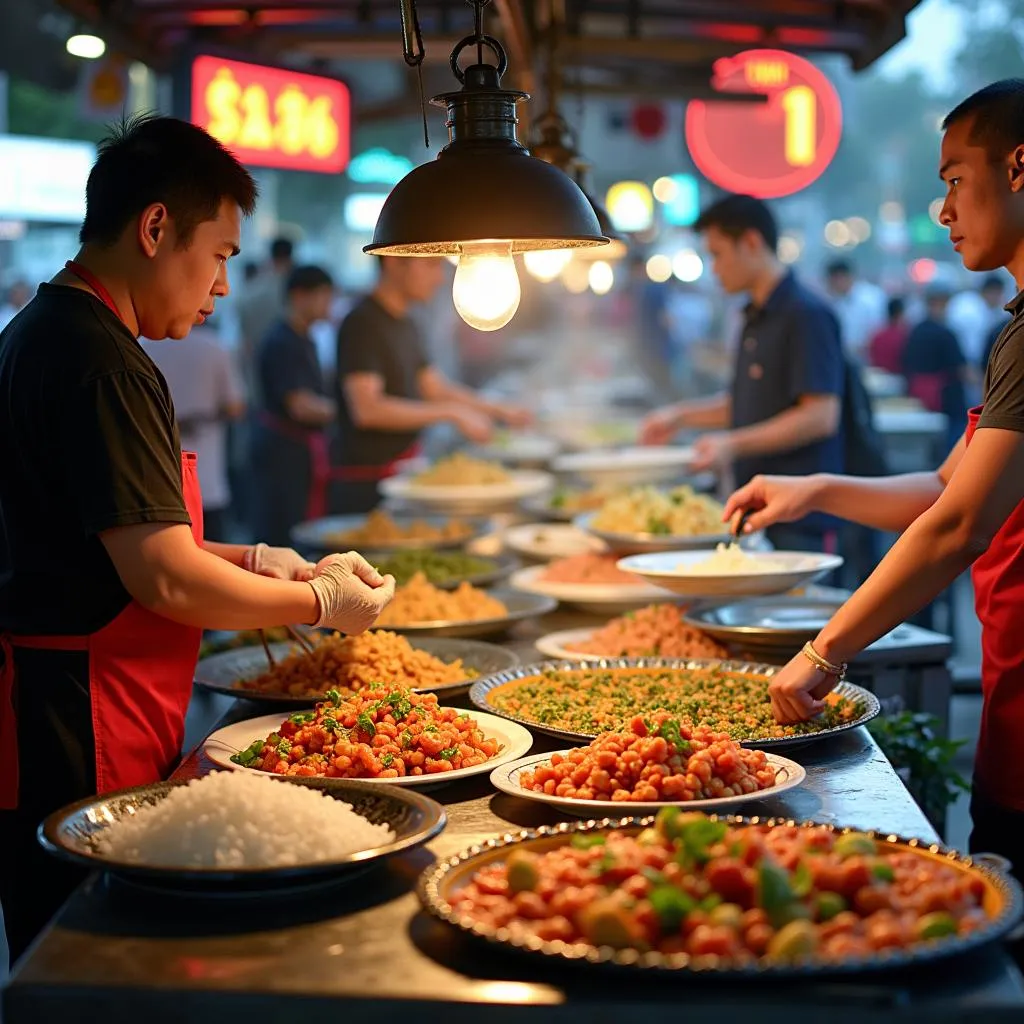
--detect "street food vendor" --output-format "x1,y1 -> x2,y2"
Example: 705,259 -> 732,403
251,264 -> 338,545
724,80 -> 1024,876
331,255 -> 531,514
0,115 -> 396,963
639,195 -> 845,554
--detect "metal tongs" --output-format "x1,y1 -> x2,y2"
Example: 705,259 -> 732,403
730,508 -> 754,546
259,626 -> 317,668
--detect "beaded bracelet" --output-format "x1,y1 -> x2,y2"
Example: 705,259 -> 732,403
801,640 -> 847,680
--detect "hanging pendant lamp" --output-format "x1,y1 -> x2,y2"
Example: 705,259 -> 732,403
367,0 -> 608,331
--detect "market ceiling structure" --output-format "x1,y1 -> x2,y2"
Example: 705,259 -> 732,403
23,1 -> 923,116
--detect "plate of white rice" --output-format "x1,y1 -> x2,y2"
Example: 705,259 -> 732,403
38,771 -> 446,891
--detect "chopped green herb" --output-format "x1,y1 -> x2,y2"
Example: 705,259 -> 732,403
400,730 -> 414,749
322,716 -> 340,733
677,818 -> 728,865
437,745 -> 460,761
276,738 -> 292,756
790,861 -> 814,898
324,688 -> 343,708
356,712 -> 377,737
657,718 -> 691,754
871,861 -> 896,883
649,885 -> 696,932
571,833 -> 607,850
380,753 -> 394,769
288,711 -> 315,725
230,739 -> 265,767
385,691 -> 413,720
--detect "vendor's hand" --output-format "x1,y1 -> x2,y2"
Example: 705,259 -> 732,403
243,543 -> 316,582
307,552 -> 396,634
451,406 -> 495,444
721,474 -> 822,535
639,406 -> 683,446
768,651 -> 841,724
691,431 -> 735,472
495,403 -> 533,429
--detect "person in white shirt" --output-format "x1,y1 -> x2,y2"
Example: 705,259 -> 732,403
825,260 -> 886,364
141,322 -> 245,541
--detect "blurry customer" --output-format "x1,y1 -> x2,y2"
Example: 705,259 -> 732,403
141,320 -> 245,542
868,297 -> 910,374
901,284 -> 970,454
949,272 -> 1009,367
640,194 -> 845,553
251,265 -> 337,546
331,256 -> 529,515
239,237 -> 294,403
825,259 -> 886,364
0,281 -> 33,331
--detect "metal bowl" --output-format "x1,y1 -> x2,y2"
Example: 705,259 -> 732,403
373,551 -> 520,591
39,778 -> 445,893
575,511 -> 739,555
194,636 -> 522,705
468,657 -> 880,749
420,816 -> 1023,976
291,513 -> 492,556
383,588 -> 558,640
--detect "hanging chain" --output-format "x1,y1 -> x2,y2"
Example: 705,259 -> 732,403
399,0 -> 429,146
468,0 -> 491,66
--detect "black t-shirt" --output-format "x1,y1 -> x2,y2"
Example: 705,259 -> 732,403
333,294 -> 428,466
0,284 -> 188,635
257,319 -> 326,428
730,273 -> 845,531
901,317 -> 968,423
978,292 -> 1024,432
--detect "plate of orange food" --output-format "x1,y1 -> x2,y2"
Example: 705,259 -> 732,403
205,686 -> 533,788
509,554 -> 679,615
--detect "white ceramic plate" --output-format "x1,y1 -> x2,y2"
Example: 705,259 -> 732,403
503,523 -> 607,563
471,434 -> 561,466
616,550 -> 844,599
552,446 -> 696,487
205,709 -> 533,788
575,511 -> 739,556
490,750 -> 807,815
380,469 -> 554,513
509,564 -> 678,615
534,627 -> 605,661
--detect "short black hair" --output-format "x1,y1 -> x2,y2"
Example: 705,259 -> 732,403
286,264 -> 333,294
826,259 -> 853,278
942,79 -> 1024,160
80,114 -> 257,247
981,273 -> 1005,292
270,237 -> 294,263
694,194 -> 778,252
887,296 -> 905,320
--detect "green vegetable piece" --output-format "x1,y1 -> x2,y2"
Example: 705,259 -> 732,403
709,903 -> 744,930
380,753 -> 394,769
758,859 -> 796,923
657,718 -> 691,754
649,885 -> 696,932
915,911 -> 958,941
267,733 -> 281,745
322,717 -> 340,734
437,745 -> 460,762
571,833 -> 607,850
385,692 -> 412,720
791,861 -> 814,898
506,850 -> 540,894
276,738 -> 292,755
636,828 -> 662,848
324,688 -> 343,708
230,739 -> 264,767
767,919 -> 818,961
356,712 -> 377,737
551,490 -> 567,508
699,893 -> 722,912
814,892 -> 847,923
871,861 -> 896,883
679,818 -> 729,865
834,832 -> 876,858
655,807 -> 709,841
288,711 -> 315,725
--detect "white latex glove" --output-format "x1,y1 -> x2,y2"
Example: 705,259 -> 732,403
243,543 -> 316,582
307,552 -> 396,634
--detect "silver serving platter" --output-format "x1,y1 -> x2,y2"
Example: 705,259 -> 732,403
574,511 -> 736,555
194,636 -> 521,705
521,492 -> 600,523
419,815 -> 1023,977
290,513 -> 492,555
39,778 -> 446,893
468,657 -> 880,749
384,588 -> 558,640
373,551 -> 520,591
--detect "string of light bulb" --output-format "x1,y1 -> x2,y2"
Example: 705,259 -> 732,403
368,0 -> 608,330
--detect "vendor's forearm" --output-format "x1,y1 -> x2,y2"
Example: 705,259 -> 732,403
730,401 -> 837,460
814,509 -> 979,664
351,395 -> 458,432
103,525 -> 319,629
678,394 -> 731,430
202,540 -> 249,567
812,472 -> 947,532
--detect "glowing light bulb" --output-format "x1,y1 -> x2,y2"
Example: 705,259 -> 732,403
67,34 -> 106,59
524,248 -> 571,283
452,242 -> 521,331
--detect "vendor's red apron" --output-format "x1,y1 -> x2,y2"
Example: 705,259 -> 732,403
0,262 -> 204,810
907,372 -> 948,413
257,410 -> 419,519
966,405 -> 1024,811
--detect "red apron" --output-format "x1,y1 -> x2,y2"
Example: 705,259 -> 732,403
0,261 -> 205,809
966,405 -> 1024,811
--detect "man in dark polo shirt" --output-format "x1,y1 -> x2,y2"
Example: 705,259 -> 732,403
331,256 -> 529,514
641,194 -> 844,552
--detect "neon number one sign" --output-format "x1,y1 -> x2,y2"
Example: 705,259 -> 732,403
685,49 -> 842,198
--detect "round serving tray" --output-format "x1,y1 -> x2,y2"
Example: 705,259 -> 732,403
468,657 -> 880,750
194,636 -> 521,706
382,588 -> 558,640
419,815 -> 1024,977
290,513 -> 492,556
39,777 -> 445,893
